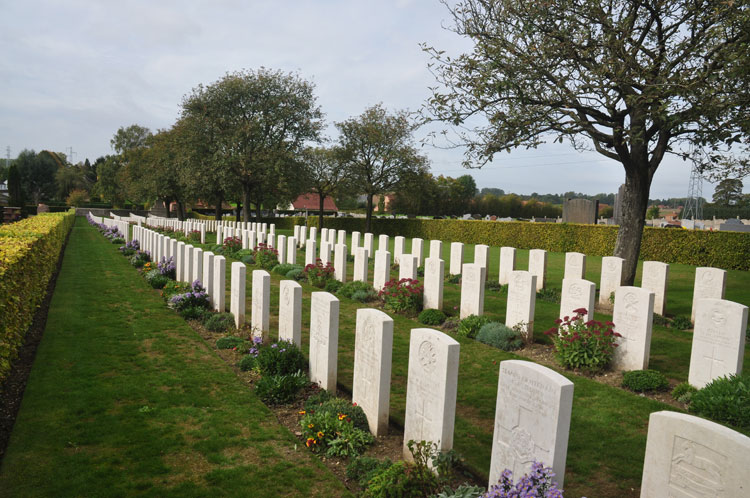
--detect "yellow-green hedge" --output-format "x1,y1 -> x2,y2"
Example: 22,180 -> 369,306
0,211 -> 75,382
309,217 -> 750,270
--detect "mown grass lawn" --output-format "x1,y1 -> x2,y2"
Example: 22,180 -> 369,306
0,218 -> 351,498
199,226 -> 749,498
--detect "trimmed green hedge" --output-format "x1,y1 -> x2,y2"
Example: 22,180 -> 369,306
305,217 -> 750,270
0,211 -> 75,382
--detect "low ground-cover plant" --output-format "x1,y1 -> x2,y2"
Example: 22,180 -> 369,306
346,456 -> 394,488
483,460 -> 563,498
256,371 -> 308,404
254,243 -> 279,270
205,312 -> 236,332
671,315 -> 692,331
689,373 -> 750,429
216,336 -> 247,350
338,281 -> 378,302
671,382 -> 698,404
303,397 -> 369,432
272,263 -> 303,276
379,278 -> 423,315
187,230 -> 201,243
129,250 -> 151,268
621,369 -> 669,392
544,309 -> 621,374
476,322 -> 523,351
167,280 -> 210,313
303,258 -> 335,288
300,397 -> 374,459
458,315 -> 491,339
223,236 -> 242,255
418,308 -> 447,326
144,269 -> 169,289
255,340 -> 307,377
536,287 -> 561,303
119,239 -> 139,256
158,256 -> 176,280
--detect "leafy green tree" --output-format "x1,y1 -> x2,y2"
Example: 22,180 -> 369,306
94,155 -> 126,207
180,68 -> 323,222
712,178 -> 744,206
422,0 -> 750,284
7,163 -> 23,207
15,150 -> 59,204
55,164 -> 86,200
646,205 -> 661,220
337,104 -> 429,231
300,146 -> 351,228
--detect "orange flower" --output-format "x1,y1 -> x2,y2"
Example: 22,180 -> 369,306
298,410 -> 306,415
317,431 -> 324,439
306,437 -> 316,447
308,423 -> 314,429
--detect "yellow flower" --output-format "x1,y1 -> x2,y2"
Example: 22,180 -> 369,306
298,410 -> 306,415
317,431 -> 324,439
308,423 -> 314,429
338,413 -> 347,421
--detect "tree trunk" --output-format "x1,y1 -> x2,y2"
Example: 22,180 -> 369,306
255,201 -> 262,221
163,198 -> 172,218
614,165 -> 652,285
319,193 -> 326,230
365,193 -> 374,233
177,200 -> 185,221
243,186 -> 252,223
214,197 -> 222,220
235,199 -> 242,221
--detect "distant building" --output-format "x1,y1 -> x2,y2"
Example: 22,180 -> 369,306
280,193 -> 339,214
0,180 -> 8,204
373,193 -> 395,212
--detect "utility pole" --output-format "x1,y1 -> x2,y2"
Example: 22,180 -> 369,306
5,146 -> 9,168
66,146 -> 76,165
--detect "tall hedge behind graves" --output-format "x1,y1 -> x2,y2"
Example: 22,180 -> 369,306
309,217 -> 750,270
0,211 -> 75,383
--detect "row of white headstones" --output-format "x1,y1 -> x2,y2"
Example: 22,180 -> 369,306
131,219 -> 750,495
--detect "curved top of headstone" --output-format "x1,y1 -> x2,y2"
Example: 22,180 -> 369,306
357,307 -> 392,325
499,359 -> 573,388
311,291 -> 339,304
252,269 -> 270,278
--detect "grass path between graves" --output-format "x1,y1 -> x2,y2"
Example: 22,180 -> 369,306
0,218 -> 351,498
203,228 -> 750,498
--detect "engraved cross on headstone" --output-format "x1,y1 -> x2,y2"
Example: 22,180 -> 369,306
702,344 -> 726,379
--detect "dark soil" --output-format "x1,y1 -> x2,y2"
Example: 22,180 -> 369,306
0,228 -> 71,464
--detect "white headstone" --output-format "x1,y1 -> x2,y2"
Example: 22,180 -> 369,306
429,240 -> 443,260
251,269 -> 270,339
351,231 -> 361,256
373,249 -> 392,292
559,278 -> 596,323
399,254 -> 418,281
688,298 -> 748,389
691,267 -> 727,323
279,280 -> 303,347
299,226 -> 307,247
320,228 -> 328,246
176,242 -> 186,282
353,247 -> 368,283
309,292 -> 340,392
489,360 -> 574,488
641,261 -> 669,316
528,249 -> 547,291
449,242 -> 464,276
192,247 -> 203,285
184,244 -> 194,283
277,235 -> 287,265
423,257 -> 444,311
460,263 -> 486,319
305,239 -> 317,266
213,256 -> 226,312
334,243 -> 348,282
378,234 -> 389,253
506,271 -> 537,342
327,227 -> 336,246
598,256 -> 624,308
363,232 -> 374,258
248,230 -> 257,251
412,238 -> 424,267
352,308 -> 394,437
230,262 -> 246,329
203,251 -> 215,307
640,411 -> 750,498
498,247 -> 516,285
319,241 -> 332,266
337,229 -> 347,246
612,286 -> 655,371
394,236 -> 405,265
474,244 -> 490,281
403,328 -> 460,460
309,226 -> 317,245
564,252 -> 586,279
287,236 -> 297,265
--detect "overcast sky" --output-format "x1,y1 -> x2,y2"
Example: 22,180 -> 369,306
1,0 -> 744,199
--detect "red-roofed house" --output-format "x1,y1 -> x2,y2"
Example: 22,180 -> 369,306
280,193 -> 338,214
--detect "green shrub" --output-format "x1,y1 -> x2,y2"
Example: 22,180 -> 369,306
457,315 -> 491,339
671,315 -> 692,330
235,249 -> 254,259
238,355 -> 256,371
346,457 -> 393,488
254,243 -> 279,270
241,255 -> 255,265
254,340 -> 307,377
485,280 -> 504,292
273,263 -> 302,276
476,322 -> 523,351
286,268 -> 305,280
304,388 -> 336,412
363,462 -> 424,498
205,312 -> 236,332
536,287 -> 560,303
689,374 -> 750,428
380,278 -> 423,315
338,281 -> 378,300
300,408 -> 374,458
145,269 -> 169,289
180,305 -> 209,321
255,371 -> 308,404
418,309 -> 447,326
621,369 -> 669,392
303,259 -> 335,287
307,397 -> 370,433
544,309 -> 620,374
324,279 -> 343,293
442,317 -> 460,331
433,484 -> 485,498
671,382 -> 698,404
216,336 -> 247,350
652,313 -> 670,327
